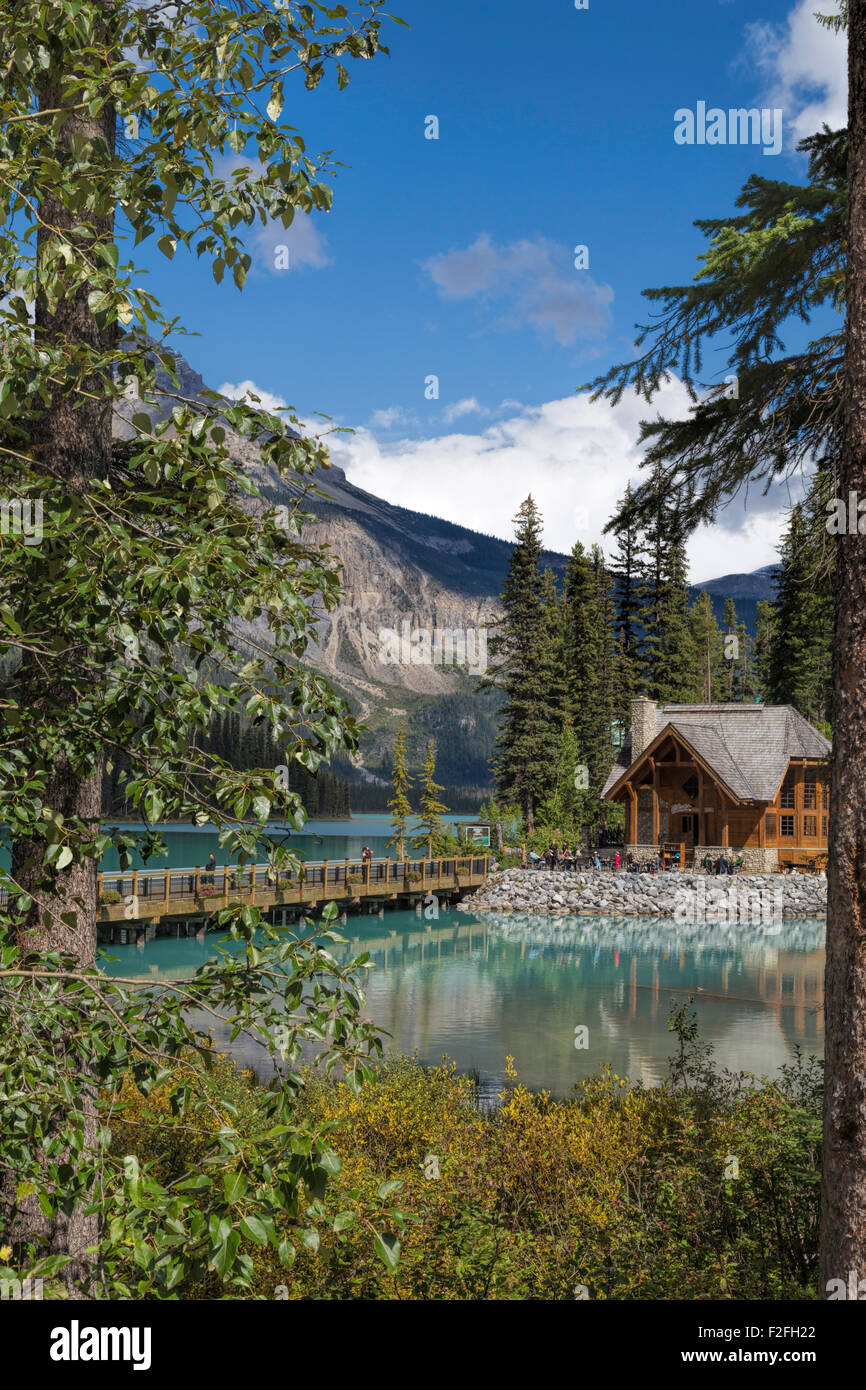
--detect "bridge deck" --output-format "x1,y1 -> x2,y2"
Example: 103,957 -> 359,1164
97,854 -> 489,926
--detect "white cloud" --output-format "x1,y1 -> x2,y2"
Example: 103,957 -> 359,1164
744,0 -> 847,145
421,234 -> 614,346
218,378 -> 287,413
443,397 -> 489,423
257,213 -> 332,273
368,405 -> 413,430
326,380 -> 794,577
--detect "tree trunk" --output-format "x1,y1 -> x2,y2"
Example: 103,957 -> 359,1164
821,0 -> 866,1295
2,45 -> 116,1298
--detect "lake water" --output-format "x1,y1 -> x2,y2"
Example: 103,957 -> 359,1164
97,815 -> 481,872
100,906 -> 825,1102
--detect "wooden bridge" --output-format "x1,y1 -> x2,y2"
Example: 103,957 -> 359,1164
97,854 -> 490,941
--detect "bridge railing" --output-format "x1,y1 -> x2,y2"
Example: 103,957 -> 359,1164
0,854 -> 491,910
92,854 -> 489,906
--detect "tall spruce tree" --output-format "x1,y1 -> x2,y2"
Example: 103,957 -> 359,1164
609,483 -> 644,692
722,598 -> 739,699
765,479 -> 835,727
688,591 -> 726,702
754,600 -> 779,701
489,498 -> 561,831
562,541 -> 597,763
387,723 -> 413,858
638,481 -> 696,702
413,739 -> 449,853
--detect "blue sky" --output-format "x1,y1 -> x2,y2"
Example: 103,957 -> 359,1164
142,0 -> 846,579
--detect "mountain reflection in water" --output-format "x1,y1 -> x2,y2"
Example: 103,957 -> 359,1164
101,908 -> 825,1103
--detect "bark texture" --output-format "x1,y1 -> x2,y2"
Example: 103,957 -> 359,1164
2,40 -> 116,1297
821,0 -> 866,1294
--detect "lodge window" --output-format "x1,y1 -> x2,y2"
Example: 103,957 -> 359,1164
780,815 -> 795,837
823,815 -> 828,837
780,774 -> 795,810
765,814 -> 776,839
804,815 -> 817,838
803,783 -> 817,810
823,783 -> 829,810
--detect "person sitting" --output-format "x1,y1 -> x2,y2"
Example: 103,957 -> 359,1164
528,849 -> 544,869
592,851 -> 602,871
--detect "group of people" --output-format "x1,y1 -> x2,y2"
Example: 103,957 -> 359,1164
525,845 -> 747,875
701,853 -> 743,876
529,844 -> 624,872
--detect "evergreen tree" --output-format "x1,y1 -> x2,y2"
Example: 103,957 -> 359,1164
387,723 -> 413,858
734,620 -> 759,702
654,531 -> 697,702
540,565 -> 568,726
488,498 -> 562,830
753,600 -> 779,702
765,484 -> 834,726
587,545 -> 622,797
609,483 -> 644,691
537,723 -> 587,838
688,591 -> 726,702
413,739 -> 449,853
562,541 -> 597,760
721,598 -> 739,699
637,481 -> 696,702
589,126 -> 845,537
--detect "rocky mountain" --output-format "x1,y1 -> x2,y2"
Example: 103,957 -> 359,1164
115,349 -> 566,798
689,564 -> 779,635
116,348 -> 778,800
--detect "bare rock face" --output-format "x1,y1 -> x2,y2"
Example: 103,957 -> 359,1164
113,347 -> 547,782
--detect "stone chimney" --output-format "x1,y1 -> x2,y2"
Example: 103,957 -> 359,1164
631,696 -> 658,762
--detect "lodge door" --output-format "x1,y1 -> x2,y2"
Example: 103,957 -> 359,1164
680,813 -> 699,847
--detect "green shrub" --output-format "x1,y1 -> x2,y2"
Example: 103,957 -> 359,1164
111,1004 -> 822,1300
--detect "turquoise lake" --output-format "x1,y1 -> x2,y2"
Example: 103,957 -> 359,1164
96,814 -> 480,872
100,903 -> 825,1103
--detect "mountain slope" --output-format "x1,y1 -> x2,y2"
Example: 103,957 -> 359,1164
116,348 -> 779,794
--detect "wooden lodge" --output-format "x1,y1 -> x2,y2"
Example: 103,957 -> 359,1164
602,698 -> 831,872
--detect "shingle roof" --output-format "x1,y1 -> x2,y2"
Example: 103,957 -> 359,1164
601,704 -> 831,803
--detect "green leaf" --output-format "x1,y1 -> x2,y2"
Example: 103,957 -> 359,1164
223,1171 -> 247,1204
239,1214 -> 268,1245
158,235 -> 176,260
374,1231 -> 401,1271
213,1229 -> 240,1277
377,1179 -> 402,1199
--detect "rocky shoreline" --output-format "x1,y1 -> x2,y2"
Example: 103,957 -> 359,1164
462,867 -> 827,919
